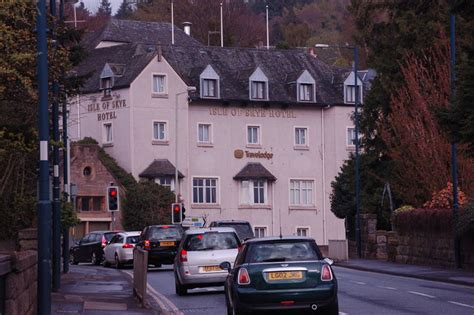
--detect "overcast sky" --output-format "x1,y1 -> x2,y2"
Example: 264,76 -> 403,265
80,0 -> 122,15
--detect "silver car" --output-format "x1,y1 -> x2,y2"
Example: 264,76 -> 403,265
103,231 -> 140,268
174,227 -> 241,295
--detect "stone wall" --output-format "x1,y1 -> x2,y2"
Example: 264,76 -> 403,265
0,228 -> 38,315
350,214 -> 474,270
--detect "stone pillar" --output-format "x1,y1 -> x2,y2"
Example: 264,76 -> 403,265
387,231 -> 399,262
360,214 -> 377,258
376,230 -> 387,260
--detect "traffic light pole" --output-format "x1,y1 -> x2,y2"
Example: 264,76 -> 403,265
37,0 -> 52,312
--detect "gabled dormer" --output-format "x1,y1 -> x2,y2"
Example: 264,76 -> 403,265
296,70 -> 316,102
249,67 -> 269,101
100,63 -> 125,100
343,71 -> 363,104
199,65 -> 220,99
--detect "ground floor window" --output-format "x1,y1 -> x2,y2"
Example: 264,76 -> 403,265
77,196 -> 104,211
155,177 -> 174,191
254,226 -> 267,238
296,227 -> 309,237
240,180 -> 267,205
192,177 -> 218,204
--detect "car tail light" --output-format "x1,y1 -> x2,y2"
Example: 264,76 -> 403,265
321,264 -> 333,281
122,243 -> 134,249
237,268 -> 251,285
144,240 -> 151,249
238,244 -> 242,252
280,301 -> 295,306
101,236 -> 107,248
179,249 -> 188,262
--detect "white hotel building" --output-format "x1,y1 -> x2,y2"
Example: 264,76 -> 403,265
69,19 -> 374,245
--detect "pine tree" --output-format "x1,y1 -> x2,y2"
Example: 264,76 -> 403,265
115,0 -> 133,19
97,0 -> 112,16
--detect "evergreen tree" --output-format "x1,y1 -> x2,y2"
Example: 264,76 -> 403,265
97,0 -> 112,16
115,0 -> 133,19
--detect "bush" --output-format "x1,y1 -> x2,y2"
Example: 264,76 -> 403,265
394,208 -> 453,234
423,182 -> 467,209
393,205 -> 414,216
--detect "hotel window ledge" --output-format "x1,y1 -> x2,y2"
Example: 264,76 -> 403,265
151,93 -> 169,98
238,205 -> 272,210
293,145 -> 310,151
288,206 -> 318,212
103,143 -> 113,148
246,144 -> 262,149
197,142 -> 214,148
191,204 -> 221,209
152,140 -> 169,146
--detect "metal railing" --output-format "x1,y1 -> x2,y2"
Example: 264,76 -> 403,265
133,248 -> 148,306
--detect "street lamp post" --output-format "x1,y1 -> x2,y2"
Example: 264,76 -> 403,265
175,87 -> 196,203
315,44 -> 361,258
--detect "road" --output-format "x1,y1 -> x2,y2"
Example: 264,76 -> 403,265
142,265 -> 474,315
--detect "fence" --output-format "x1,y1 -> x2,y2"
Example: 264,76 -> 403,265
328,239 -> 348,261
133,248 -> 148,306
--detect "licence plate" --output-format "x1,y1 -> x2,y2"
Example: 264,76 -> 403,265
202,265 -> 221,272
160,241 -> 175,247
268,271 -> 303,280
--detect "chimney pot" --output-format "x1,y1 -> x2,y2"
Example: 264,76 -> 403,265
183,22 -> 192,36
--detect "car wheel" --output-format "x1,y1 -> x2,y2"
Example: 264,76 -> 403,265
70,253 -> 78,265
174,275 -> 187,296
115,254 -> 123,269
91,252 -> 101,266
103,259 -> 111,267
225,291 -> 233,315
319,297 -> 339,315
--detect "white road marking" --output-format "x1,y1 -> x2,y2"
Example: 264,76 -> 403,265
448,301 -> 474,309
408,291 -> 435,298
122,270 -> 183,314
376,286 -> 397,290
350,280 -> 366,285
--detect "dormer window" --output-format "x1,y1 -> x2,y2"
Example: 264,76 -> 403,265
343,71 -> 364,104
296,70 -> 316,102
200,65 -> 220,99
249,67 -> 269,101
99,63 -> 124,100
345,85 -> 362,103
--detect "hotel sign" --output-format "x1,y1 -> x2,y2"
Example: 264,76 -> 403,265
234,149 -> 273,160
87,99 -> 127,121
210,107 -> 296,119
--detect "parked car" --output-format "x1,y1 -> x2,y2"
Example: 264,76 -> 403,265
174,227 -> 241,296
209,220 -> 254,241
70,231 -> 119,265
220,236 -> 338,314
103,231 -> 140,268
136,225 -> 184,268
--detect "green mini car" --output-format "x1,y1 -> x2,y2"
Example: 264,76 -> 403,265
220,237 -> 338,315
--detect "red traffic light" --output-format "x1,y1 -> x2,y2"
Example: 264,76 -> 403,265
174,205 -> 180,212
109,189 -> 117,197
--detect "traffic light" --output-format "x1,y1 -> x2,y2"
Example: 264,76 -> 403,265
107,186 -> 119,211
172,203 -> 182,224
181,204 -> 186,221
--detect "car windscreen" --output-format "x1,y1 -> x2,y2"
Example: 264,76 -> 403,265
104,232 -> 116,242
246,241 -> 321,263
218,223 -> 254,239
126,236 -> 139,244
183,232 -> 239,251
149,227 -> 181,240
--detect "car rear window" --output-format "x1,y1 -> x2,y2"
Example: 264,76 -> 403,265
104,233 -> 116,242
149,227 -> 182,240
126,236 -> 139,244
183,232 -> 239,251
217,223 -> 254,240
246,241 -> 321,263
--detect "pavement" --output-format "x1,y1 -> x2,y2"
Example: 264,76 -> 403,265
336,258 -> 474,287
51,259 -> 474,315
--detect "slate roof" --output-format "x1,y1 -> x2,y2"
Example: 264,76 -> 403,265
139,159 -> 184,179
233,163 -> 277,181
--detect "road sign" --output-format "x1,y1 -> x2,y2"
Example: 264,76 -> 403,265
182,216 -> 206,228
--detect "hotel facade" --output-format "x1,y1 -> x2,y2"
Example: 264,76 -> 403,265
68,19 -> 374,244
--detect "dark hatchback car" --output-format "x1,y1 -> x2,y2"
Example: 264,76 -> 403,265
70,231 -> 118,265
136,225 -> 184,267
221,237 -> 338,315
209,220 -> 254,241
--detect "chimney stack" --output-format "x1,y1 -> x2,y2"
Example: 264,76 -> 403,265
183,22 -> 192,36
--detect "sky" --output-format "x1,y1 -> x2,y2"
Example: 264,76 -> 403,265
80,0 -> 122,15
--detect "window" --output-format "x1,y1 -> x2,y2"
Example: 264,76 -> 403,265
240,180 -> 267,205
254,227 -> 267,238
202,79 -> 217,98
198,123 -> 211,143
103,123 -> 113,144
290,179 -> 314,206
247,125 -> 260,145
153,121 -> 167,141
299,83 -> 313,101
83,167 -> 92,176
153,74 -> 166,94
347,127 -> 357,146
346,85 -> 362,103
193,177 -> 217,204
80,197 -> 90,211
251,81 -> 266,100
156,177 -> 174,191
92,197 -> 103,211
101,77 -> 112,98
296,227 -> 309,237
295,127 -> 307,146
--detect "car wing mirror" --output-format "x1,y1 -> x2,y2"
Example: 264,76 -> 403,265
323,257 -> 334,266
219,261 -> 232,272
